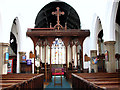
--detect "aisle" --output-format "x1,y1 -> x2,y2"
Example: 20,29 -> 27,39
45,76 -> 72,89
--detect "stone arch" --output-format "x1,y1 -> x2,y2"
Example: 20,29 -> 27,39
110,1 -> 119,41
115,1 -> 120,54
103,0 -> 118,42
115,1 -> 120,71
90,15 -> 103,51
89,15 -> 104,73
9,17 -> 21,73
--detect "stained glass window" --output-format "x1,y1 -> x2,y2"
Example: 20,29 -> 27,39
51,38 -> 65,64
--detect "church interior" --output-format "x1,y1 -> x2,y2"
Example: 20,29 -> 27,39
0,0 -> 120,89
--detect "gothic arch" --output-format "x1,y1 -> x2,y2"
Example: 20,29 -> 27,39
110,1 -> 119,41
115,1 -> 120,54
103,0 -> 119,42
10,17 -> 21,73
90,15 -> 103,51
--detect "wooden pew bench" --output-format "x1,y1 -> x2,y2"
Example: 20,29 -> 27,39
64,70 -> 78,80
0,73 -> 44,90
72,73 -> 120,90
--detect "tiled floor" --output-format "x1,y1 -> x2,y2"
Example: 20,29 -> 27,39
44,76 -> 72,89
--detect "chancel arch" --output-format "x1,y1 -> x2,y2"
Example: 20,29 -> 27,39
26,1 -> 90,82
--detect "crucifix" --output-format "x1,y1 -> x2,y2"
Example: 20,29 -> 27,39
52,7 -> 65,30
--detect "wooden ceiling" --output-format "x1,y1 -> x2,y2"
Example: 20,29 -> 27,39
35,1 -> 81,29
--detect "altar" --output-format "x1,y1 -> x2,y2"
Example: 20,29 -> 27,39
51,64 -> 65,75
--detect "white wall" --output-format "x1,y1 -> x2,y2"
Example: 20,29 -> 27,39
0,0 -> 118,46
0,0 -> 119,72
103,0 -> 118,42
0,12 -> 2,42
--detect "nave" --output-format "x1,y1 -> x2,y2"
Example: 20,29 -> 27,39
0,1 -> 120,90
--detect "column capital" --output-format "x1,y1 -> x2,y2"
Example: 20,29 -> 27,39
104,41 -> 116,45
19,52 -> 26,55
0,43 -> 9,47
90,50 -> 97,57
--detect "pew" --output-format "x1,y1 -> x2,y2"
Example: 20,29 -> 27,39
40,68 -> 52,81
72,72 -> 120,90
0,73 -> 44,90
64,70 -> 78,80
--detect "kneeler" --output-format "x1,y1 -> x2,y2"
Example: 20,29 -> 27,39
54,68 -> 62,86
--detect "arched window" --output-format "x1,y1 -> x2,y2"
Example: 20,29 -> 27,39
51,38 -> 65,64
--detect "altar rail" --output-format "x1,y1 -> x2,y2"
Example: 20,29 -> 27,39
0,73 -> 44,90
72,73 -> 120,90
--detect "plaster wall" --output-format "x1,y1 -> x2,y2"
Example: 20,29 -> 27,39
0,0 -> 119,72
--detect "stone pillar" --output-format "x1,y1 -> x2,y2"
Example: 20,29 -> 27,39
0,43 -> 9,74
19,52 -> 26,73
104,41 -> 116,73
90,50 -> 98,73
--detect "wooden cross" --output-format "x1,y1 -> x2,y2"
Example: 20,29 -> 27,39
52,7 -> 64,30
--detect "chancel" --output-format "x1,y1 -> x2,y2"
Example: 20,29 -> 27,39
0,0 -> 120,90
